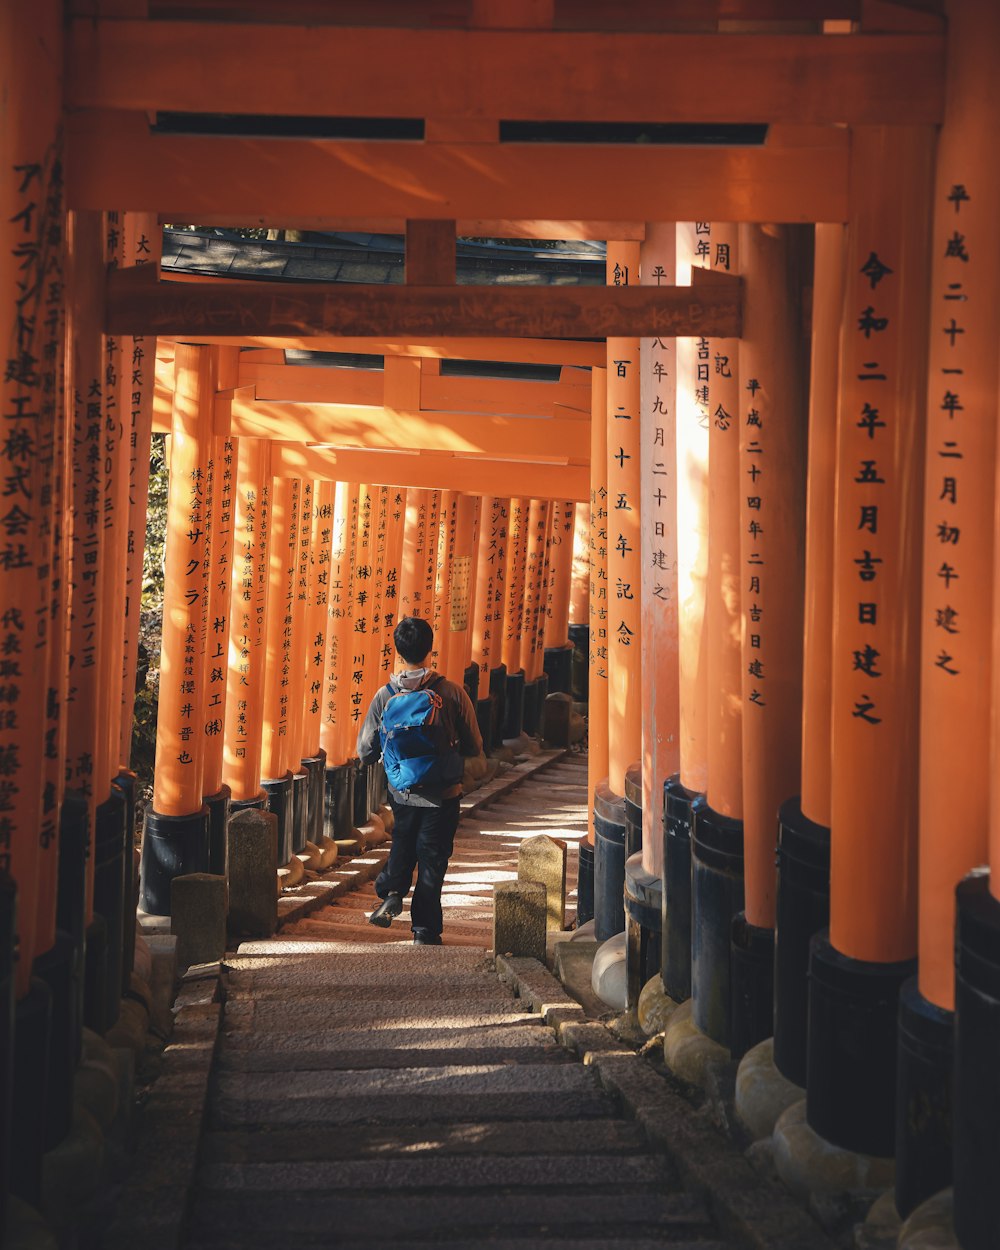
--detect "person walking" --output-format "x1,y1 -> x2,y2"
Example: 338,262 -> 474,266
356,615 -> 484,945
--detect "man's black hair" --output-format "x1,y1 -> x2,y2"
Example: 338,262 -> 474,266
394,615 -> 434,666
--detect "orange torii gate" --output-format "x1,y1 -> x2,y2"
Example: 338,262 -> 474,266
10,6 -> 1000,1249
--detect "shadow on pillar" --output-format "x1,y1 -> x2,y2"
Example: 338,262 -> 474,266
204,785 -> 232,878
661,775 -> 703,1003
34,930 -> 76,1151
113,770 -> 139,994
352,760 -> 369,826
691,803 -> 744,1049
806,932 -> 915,1158
139,805 -> 211,916
1,871 -> 14,1229
261,774 -> 294,864
324,764 -> 355,840
83,915 -> 108,1036
594,780 -> 626,942
953,870 -> 1000,1250
894,978 -> 953,1220
57,791 -> 88,1060
94,785 -> 127,1030
625,853 -> 662,1012
773,797 -> 830,1087
543,644 -> 573,695
488,664 -> 507,747
503,671 -> 525,740
577,840 -> 595,928
302,751 -> 327,845
290,769 -> 309,855
463,662 -> 479,708
567,623 -> 589,703
730,913 -> 774,1062
522,675 -> 548,738
230,791 -> 266,815
10,976 -> 51,1206
475,697 -> 494,756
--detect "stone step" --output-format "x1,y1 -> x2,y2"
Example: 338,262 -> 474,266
201,1117 -> 648,1165
200,1150 -> 675,1192
219,1021 -> 555,1054
187,1190 -> 713,1241
188,1238 -> 728,1250
217,1042 -> 573,1072
221,997 -> 524,1033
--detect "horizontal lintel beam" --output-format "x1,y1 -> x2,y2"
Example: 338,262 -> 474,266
67,23 -> 944,126
66,113 -> 848,224
109,266 -> 741,339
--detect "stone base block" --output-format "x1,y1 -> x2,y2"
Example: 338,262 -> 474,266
227,808 -> 278,939
39,1101 -> 105,1226
298,842 -> 324,871
170,873 -> 227,968
317,837 -> 339,869
132,932 -> 152,984
855,1189 -> 902,1250
772,1099 -> 895,1202
277,857 -> 305,891
493,880 -> 546,960
638,974 -> 679,1037
591,931 -> 627,1012
518,834 -> 567,931
897,1188 -> 958,1249
663,998 -> 730,1089
4,1195 -> 59,1250
734,1036 -> 804,1142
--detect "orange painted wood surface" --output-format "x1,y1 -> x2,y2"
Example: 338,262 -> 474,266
259,476 -> 298,784
544,500 -> 576,649
319,482 -> 359,767
302,480 -> 334,760
68,23 -> 943,125
569,501 -> 590,626
202,433 -> 237,798
471,497 -> 509,699
502,499 -> 529,677
587,368 -> 610,841
107,265 -> 742,341
67,115 -> 848,225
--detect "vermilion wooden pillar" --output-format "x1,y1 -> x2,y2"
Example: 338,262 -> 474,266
379,488 -> 406,681
422,489 -> 441,624
916,2 -> 1000,1233
662,222 -> 710,1004
729,223 -> 807,1061
471,496 -> 508,750
321,481 -> 359,840
519,498 -> 551,732
141,344 -> 215,914
501,497 -> 529,740
446,493 -> 480,689
302,480 -> 334,846
365,485 -> 390,702
432,491 -> 457,676
398,489 -> 429,618
350,484 -> 375,823
223,438 -> 271,811
568,499 -> 591,704
772,223 -> 844,1090
582,369 -> 609,927
286,476 -> 313,857
804,125 -> 934,1161
543,499 -> 576,693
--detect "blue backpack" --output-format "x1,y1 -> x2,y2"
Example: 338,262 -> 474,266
378,675 -> 464,795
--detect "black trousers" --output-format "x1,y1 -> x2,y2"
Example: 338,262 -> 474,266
374,796 -> 461,936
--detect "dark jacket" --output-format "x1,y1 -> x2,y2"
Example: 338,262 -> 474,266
356,668 -> 484,807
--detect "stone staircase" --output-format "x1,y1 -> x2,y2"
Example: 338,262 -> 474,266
179,753 -> 736,1249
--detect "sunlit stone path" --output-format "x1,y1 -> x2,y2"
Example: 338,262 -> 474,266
183,753 -> 735,1249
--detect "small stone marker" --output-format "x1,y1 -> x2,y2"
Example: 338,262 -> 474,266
540,692 -> 572,747
170,873 -> 227,968
226,808 -> 278,938
493,880 -> 547,960
518,834 -> 567,931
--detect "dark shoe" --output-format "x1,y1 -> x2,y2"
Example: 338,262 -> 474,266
368,893 -> 403,928
412,929 -> 442,946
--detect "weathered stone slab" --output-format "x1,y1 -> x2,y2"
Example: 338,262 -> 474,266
226,809 -> 277,939
171,874 -> 227,969
518,834 -> 567,931
493,880 -> 547,959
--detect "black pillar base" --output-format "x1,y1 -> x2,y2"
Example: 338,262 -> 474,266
594,780 -> 626,942
1,871 -> 15,1229
33,930 -> 77,1149
324,764 -> 355,840
463,661 -> 479,707
290,770 -> 309,855
10,977 -> 51,1206
625,853 -> 662,1011
661,775 -> 702,1003
113,771 -> 139,993
489,664 -> 508,745
262,774 -> 294,864
895,978 -> 953,1220
577,840 -> 595,928
93,786 -> 127,1030
57,791 -> 89,1043
624,764 -> 642,858
230,790 -> 266,814
730,913 -> 774,1062
83,915 -> 108,1035
503,670 -> 525,740
139,805 -> 211,915
203,785 -> 232,877
567,622 -> 589,703
806,932 -> 915,1157
691,803 -> 745,1049
522,677 -> 544,736
302,751 -> 326,845
953,870 -> 1000,1250
352,760 -> 370,826
774,796 -> 830,1087
543,644 -> 573,695
475,697 -> 494,756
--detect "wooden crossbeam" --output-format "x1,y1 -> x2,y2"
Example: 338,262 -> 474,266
108,265 -> 741,338
271,442 -> 589,499
66,112 -> 849,223
166,215 -> 647,241
166,336 -> 606,366
67,23 -> 944,126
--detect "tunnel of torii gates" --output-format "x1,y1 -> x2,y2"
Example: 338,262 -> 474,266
3,0 -> 1000,1245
